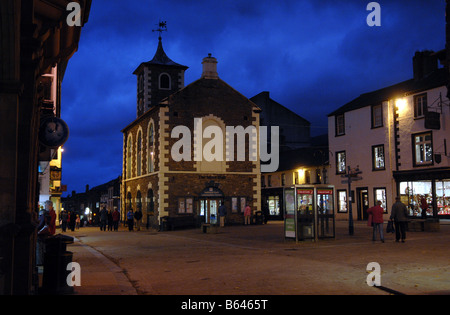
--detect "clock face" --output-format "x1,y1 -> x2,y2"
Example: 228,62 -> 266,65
39,117 -> 69,148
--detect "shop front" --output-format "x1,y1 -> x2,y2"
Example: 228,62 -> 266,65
394,168 -> 450,219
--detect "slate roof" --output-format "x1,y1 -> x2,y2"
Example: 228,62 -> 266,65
133,37 -> 188,74
328,67 -> 448,117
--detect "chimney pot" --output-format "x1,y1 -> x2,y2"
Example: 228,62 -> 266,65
201,54 -> 218,79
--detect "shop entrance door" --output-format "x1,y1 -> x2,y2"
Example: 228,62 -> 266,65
357,188 -> 369,220
200,198 -> 221,224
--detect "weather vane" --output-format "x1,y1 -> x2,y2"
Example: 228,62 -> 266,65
152,20 -> 167,39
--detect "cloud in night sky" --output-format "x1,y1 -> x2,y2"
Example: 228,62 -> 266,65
60,0 -> 447,195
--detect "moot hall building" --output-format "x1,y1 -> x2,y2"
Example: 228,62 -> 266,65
121,34 -> 263,229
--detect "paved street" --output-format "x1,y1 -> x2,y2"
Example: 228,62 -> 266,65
63,220 -> 450,295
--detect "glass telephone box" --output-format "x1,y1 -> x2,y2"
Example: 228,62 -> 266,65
284,185 -> 335,241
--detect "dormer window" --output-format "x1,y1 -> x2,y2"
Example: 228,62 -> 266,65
159,73 -> 171,90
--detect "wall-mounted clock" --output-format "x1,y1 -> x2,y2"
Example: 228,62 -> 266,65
39,116 -> 70,148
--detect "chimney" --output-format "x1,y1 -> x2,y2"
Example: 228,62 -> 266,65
413,50 -> 438,81
201,53 -> 218,79
86,184 -> 89,193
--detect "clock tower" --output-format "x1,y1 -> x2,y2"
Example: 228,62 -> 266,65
133,24 -> 188,117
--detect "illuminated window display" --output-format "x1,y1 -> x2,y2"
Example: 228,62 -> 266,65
436,180 -> 450,216
399,180 -> 450,217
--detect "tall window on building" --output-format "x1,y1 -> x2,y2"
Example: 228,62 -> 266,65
127,137 -> 132,179
147,189 -> 154,216
373,188 -> 387,211
372,144 -> 385,170
414,93 -> 427,118
413,132 -> 433,166
335,114 -> 345,136
136,190 -> 142,212
337,190 -> 347,213
371,104 -> 383,128
336,151 -> 346,174
148,122 -> 154,173
137,131 -> 142,176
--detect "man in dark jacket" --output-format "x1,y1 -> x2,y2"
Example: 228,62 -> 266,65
218,202 -> 227,227
390,197 -> 408,242
99,206 -> 108,231
134,209 -> 143,231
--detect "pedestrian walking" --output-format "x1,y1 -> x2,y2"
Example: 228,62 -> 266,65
127,209 -> 134,231
244,203 -> 251,225
134,209 -> 142,231
112,207 -> 120,231
36,214 -> 52,266
218,202 -> 227,227
60,210 -> 68,232
390,197 -> 408,242
44,200 -> 56,236
107,210 -> 113,231
75,214 -> 80,229
99,206 -> 108,231
420,195 -> 428,219
69,210 -> 76,231
367,200 -> 384,242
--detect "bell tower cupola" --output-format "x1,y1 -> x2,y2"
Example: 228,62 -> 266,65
133,21 -> 188,117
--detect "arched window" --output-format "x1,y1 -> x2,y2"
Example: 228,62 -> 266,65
137,131 -> 142,176
147,189 -> 154,216
136,190 -> 142,212
127,192 -> 132,211
148,122 -> 155,173
126,136 -> 133,179
159,73 -> 171,90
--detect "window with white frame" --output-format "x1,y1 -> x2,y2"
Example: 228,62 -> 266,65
413,132 -> 433,166
337,190 -> 347,213
372,144 -> 385,170
336,151 -> 346,174
373,187 -> 387,212
414,93 -> 427,118
335,114 -> 345,136
371,104 -> 383,128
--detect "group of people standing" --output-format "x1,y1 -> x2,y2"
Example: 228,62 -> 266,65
367,196 -> 409,243
60,209 -> 80,232
99,207 -> 121,231
126,209 -> 143,231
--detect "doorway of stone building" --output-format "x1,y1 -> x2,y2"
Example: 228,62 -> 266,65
200,198 -> 223,224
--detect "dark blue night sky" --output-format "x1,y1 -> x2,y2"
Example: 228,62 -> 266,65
60,0 -> 446,196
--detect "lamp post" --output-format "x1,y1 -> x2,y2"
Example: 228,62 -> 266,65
341,166 -> 363,235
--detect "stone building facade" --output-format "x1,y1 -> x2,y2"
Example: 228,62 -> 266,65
122,38 -> 261,229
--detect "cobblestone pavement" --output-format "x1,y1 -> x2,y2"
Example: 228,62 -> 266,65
63,220 -> 450,296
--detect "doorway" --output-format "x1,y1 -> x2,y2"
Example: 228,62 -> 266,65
200,199 -> 222,224
357,188 -> 369,220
